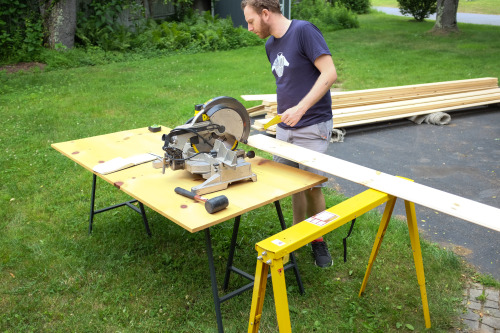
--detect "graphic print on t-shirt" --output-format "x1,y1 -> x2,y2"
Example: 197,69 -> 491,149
272,52 -> 289,77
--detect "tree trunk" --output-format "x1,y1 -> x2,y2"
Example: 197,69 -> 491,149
40,0 -> 77,49
431,0 -> 459,34
143,0 -> 152,19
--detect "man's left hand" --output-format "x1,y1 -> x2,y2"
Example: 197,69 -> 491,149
281,105 -> 305,127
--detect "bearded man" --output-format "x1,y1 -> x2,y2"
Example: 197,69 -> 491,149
242,0 -> 338,267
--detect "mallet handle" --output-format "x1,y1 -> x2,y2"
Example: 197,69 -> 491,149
174,187 -> 204,202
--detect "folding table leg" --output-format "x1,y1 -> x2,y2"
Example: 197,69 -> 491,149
138,202 -> 152,237
88,173 -> 152,237
359,196 -> 397,296
404,200 -> 431,328
205,228 -> 224,333
89,173 -> 98,234
223,216 -> 241,290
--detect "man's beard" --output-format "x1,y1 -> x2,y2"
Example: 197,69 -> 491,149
258,21 -> 271,39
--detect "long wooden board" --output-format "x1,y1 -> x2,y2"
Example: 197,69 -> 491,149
241,78 -> 499,105
246,134 -> 500,232
332,89 -> 500,115
242,79 -> 500,130
247,86 -> 500,110
251,95 -> 500,130
332,99 -> 500,128
241,94 -> 277,102
332,91 -> 500,124
331,78 -> 498,100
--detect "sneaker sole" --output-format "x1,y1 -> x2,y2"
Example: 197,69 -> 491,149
314,260 -> 333,268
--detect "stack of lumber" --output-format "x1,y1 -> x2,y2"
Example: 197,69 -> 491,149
245,77 -> 500,135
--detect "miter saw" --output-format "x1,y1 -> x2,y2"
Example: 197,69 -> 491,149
161,96 -> 257,195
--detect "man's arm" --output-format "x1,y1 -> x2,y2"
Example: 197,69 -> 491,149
280,54 -> 337,127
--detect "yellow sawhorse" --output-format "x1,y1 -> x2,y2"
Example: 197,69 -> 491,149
247,188 -> 431,332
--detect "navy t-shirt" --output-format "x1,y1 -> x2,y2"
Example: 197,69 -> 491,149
265,20 -> 332,129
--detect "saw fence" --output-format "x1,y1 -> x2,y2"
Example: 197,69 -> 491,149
246,77 -> 500,136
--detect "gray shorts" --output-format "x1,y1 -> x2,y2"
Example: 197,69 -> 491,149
273,118 -> 333,187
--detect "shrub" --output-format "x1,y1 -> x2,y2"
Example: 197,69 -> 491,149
145,12 -> 263,53
0,0 -> 43,63
76,0 -> 146,51
292,0 -> 359,32
75,0 -> 263,54
3,1 -> 263,68
397,0 -> 437,22
336,0 -> 371,15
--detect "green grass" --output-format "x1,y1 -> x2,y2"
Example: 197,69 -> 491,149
2,12 -> 500,332
371,0 -> 500,15
329,12 -> 500,90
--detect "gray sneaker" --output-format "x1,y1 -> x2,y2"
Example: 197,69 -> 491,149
311,241 -> 333,268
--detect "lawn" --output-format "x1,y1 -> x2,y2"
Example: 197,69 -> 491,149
1,11 -> 499,332
371,0 -> 500,15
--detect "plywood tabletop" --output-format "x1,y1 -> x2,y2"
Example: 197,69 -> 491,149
52,126 -> 327,232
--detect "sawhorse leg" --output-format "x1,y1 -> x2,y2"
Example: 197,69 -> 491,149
248,260 -> 269,333
89,173 -> 152,236
359,198 -> 431,328
405,200 -> 431,328
248,258 -> 292,333
359,196 -> 397,295
274,201 -> 305,295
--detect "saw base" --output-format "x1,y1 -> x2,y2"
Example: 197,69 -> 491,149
192,172 -> 257,195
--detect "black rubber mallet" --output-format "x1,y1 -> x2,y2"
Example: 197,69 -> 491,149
174,187 -> 229,214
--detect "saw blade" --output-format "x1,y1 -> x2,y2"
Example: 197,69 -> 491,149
204,96 -> 251,143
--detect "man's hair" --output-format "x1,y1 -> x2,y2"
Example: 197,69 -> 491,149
241,0 -> 282,14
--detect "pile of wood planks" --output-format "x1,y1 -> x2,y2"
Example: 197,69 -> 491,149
245,77 -> 500,134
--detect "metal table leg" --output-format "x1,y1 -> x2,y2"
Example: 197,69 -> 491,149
205,227 -> 224,333
89,173 -> 98,234
205,200 -> 306,331
222,201 -> 305,296
138,202 -> 152,237
88,173 -> 152,236
223,216 -> 241,290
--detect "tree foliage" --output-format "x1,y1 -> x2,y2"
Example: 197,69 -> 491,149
397,0 -> 437,22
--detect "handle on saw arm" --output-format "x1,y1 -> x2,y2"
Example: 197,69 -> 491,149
264,115 -> 282,130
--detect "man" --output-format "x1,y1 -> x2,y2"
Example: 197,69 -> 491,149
242,0 -> 337,267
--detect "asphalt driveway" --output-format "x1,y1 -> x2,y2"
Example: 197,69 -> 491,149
251,104 -> 500,280
324,105 -> 499,280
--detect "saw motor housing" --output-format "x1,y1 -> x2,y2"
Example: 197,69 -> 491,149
162,96 -> 257,195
